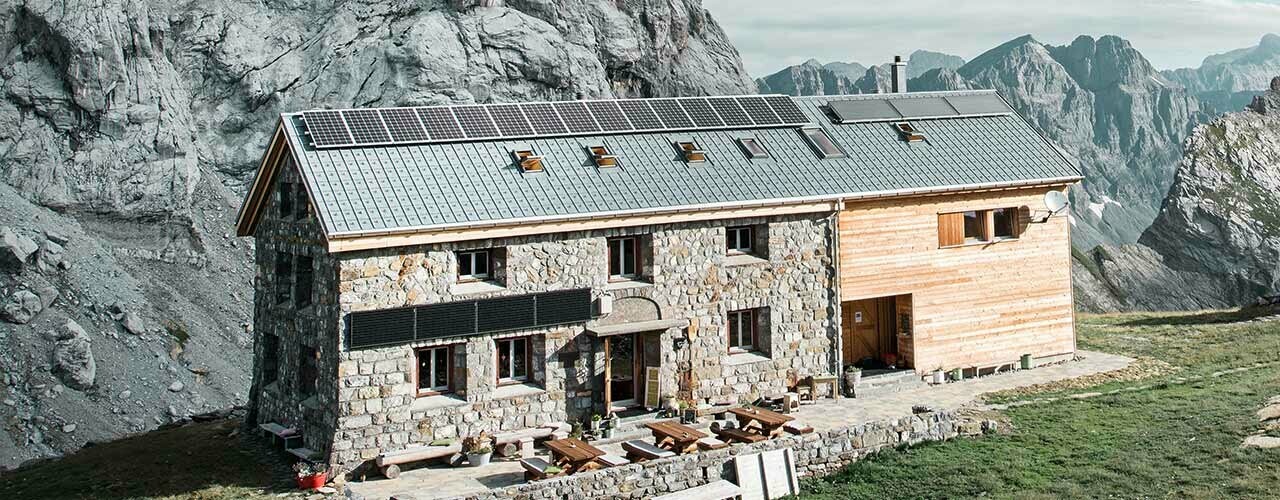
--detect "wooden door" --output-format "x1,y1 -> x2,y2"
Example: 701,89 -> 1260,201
842,299 -> 881,365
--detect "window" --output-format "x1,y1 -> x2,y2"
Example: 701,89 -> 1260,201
293,183 -> 309,219
608,237 -> 640,279
496,337 -> 529,384
736,137 -> 769,159
588,145 -> 619,168
415,346 -> 453,395
279,181 -> 294,219
800,127 -> 845,158
893,122 -> 926,142
938,207 -> 1021,247
457,249 -> 492,281
726,226 -> 754,254
511,149 -> 544,173
262,334 -> 279,384
298,345 -> 318,396
675,141 -> 707,163
294,255 -> 313,308
274,252 -> 293,305
993,208 -> 1019,239
963,211 -> 988,243
727,309 -> 757,353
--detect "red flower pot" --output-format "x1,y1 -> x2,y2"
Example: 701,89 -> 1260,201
296,473 -> 327,490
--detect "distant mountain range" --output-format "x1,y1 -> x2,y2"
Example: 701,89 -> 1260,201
756,50 -> 966,96
1164,34 -> 1280,113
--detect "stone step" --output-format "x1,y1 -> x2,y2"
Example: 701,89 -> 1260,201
852,370 -> 925,398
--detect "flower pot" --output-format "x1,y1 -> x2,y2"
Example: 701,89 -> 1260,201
296,473 -> 326,490
602,427 -> 614,439
590,420 -> 601,433
949,368 -> 963,381
844,369 -> 862,391
467,452 -> 492,467
681,408 -> 697,424
931,370 -> 946,384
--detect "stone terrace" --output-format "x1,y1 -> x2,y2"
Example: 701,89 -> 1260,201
344,351 -> 1132,500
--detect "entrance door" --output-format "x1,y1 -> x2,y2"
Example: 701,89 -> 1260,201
607,334 -> 639,409
842,297 -> 898,366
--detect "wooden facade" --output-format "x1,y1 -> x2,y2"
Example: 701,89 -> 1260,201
838,186 -> 1075,374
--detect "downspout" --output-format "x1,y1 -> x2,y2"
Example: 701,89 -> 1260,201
829,198 -> 844,384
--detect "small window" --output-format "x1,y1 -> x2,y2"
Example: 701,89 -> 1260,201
993,208 -> 1019,239
457,249 -> 492,281
608,237 -> 640,279
262,334 -> 279,384
588,145 -> 619,168
726,226 -> 754,254
294,255 -> 313,308
416,346 -> 453,395
736,137 -> 769,159
893,122 -> 926,142
278,181 -> 294,219
274,252 -> 293,305
496,337 -> 529,384
512,149 -> 544,173
298,345 -> 318,396
800,127 -> 845,158
727,309 -> 757,353
675,141 -> 707,163
293,183 -> 309,219
963,210 -> 989,243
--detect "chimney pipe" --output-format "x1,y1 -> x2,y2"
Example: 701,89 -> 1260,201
891,55 -> 907,93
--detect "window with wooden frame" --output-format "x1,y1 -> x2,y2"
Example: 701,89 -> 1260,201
262,334 -> 279,384
456,249 -> 493,282
893,122 -> 926,142
294,255 -> 313,308
725,226 -> 754,255
495,337 -> 529,384
992,208 -> 1019,239
736,137 -> 769,159
274,252 -> 293,305
727,309 -> 758,353
511,148 -> 545,173
607,237 -> 641,280
938,207 -> 1021,247
415,345 -> 454,396
675,141 -> 707,163
588,145 -> 619,168
298,345 -> 318,396
278,181 -> 294,219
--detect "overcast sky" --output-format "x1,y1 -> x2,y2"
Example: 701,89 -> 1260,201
703,0 -> 1280,77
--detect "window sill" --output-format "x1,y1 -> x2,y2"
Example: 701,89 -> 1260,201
724,254 -> 768,267
724,351 -> 771,366
452,280 -> 506,296
411,394 -> 468,412
605,279 -> 651,291
493,383 -> 545,400
300,395 -> 322,410
940,237 -> 1019,249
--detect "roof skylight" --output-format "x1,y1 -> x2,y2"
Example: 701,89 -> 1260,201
799,128 -> 845,159
893,122 -> 926,142
511,148 -> 545,173
588,145 -> 619,168
675,141 -> 707,163
736,137 -> 769,159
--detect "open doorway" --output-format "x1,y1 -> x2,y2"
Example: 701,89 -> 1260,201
841,295 -> 913,370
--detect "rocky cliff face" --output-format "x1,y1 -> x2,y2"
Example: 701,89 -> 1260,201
755,49 -> 964,96
0,0 -> 752,469
1164,34 -> 1280,114
1076,78 -> 1280,311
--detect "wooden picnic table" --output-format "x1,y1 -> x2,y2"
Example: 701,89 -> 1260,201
645,420 -> 708,454
728,406 -> 794,439
543,437 -> 606,474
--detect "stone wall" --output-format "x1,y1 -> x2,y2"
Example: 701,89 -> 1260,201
439,410 -> 984,500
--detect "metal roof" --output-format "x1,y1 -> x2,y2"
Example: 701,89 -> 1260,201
273,90 -> 1081,239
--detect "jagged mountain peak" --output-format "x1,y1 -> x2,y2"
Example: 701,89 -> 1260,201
1047,34 -> 1164,90
958,34 -> 1050,78
802,58 -> 823,67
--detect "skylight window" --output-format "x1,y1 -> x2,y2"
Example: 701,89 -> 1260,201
800,127 -> 845,159
588,145 -> 619,168
736,137 -> 769,159
893,122 -> 926,142
511,148 -> 544,173
675,141 -> 707,163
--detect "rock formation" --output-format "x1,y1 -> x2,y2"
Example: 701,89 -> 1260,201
1164,34 -> 1280,114
755,49 -> 965,96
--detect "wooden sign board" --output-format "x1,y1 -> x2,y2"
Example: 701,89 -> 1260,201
644,367 -> 661,408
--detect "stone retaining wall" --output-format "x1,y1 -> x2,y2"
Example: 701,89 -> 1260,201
447,410 -> 983,500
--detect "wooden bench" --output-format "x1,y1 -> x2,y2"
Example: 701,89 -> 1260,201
258,423 -> 300,449
652,479 -> 744,500
716,428 -> 767,444
494,422 -> 570,457
783,421 -> 814,435
622,440 -> 676,461
520,457 -> 564,481
287,447 -> 321,462
596,453 -> 631,467
697,436 -> 729,451
375,442 -> 462,478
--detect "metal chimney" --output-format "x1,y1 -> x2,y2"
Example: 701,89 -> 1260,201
891,55 -> 907,93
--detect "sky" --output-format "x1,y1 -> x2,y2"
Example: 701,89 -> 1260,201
702,0 -> 1280,77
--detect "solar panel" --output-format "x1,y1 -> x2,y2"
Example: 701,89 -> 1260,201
679,98 -> 724,128
417,107 -> 464,140
828,99 -> 903,123
650,99 -> 693,129
453,105 -> 499,138
618,100 -> 663,130
379,108 -> 429,143
585,101 -> 633,132
737,96 -> 781,125
708,97 -> 752,127
521,103 -> 569,135
302,110 -> 353,147
888,97 -> 959,119
487,104 -> 534,137
944,94 -> 1011,116
765,96 -> 810,124
341,109 -> 391,144
553,102 -> 600,133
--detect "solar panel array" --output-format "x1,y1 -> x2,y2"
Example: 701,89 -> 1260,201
828,94 -> 1013,124
300,95 -> 811,149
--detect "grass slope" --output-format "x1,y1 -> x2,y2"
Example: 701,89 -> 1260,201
802,311 -> 1280,499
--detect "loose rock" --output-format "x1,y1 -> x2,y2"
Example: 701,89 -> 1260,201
122,312 -> 146,335
0,227 -> 38,273
1,290 -> 42,324
51,320 -> 96,391
168,381 -> 185,393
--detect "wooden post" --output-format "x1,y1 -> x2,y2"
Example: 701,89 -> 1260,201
603,337 -> 612,410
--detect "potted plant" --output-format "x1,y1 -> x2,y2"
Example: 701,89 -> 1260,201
931,367 -> 946,384
601,417 -> 615,439
844,365 -> 862,390
589,413 -> 602,433
949,368 -> 963,382
680,399 -> 698,424
462,432 -> 493,467
293,462 -> 328,490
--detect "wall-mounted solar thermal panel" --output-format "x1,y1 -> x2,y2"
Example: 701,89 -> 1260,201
887,97 -> 959,120
488,104 -> 535,137
348,307 -> 416,349
553,101 -> 601,134
521,103 -> 570,135
534,288 -> 592,326
708,97 -> 753,127
679,98 -> 725,128
453,105 -> 500,139
944,93 -> 1012,116
585,101 -> 633,132
417,107 -> 465,140
379,108 -> 430,142
477,295 -> 536,333
341,109 -> 392,145
618,100 -> 663,130
765,95 -> 810,124
416,300 -> 477,341
828,99 -> 904,123
737,96 -> 781,125
650,99 -> 694,129
302,110 -> 354,147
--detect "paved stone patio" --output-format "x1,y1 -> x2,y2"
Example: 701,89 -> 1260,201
345,350 -> 1133,500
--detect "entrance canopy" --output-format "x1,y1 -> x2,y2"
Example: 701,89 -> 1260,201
586,318 -> 689,337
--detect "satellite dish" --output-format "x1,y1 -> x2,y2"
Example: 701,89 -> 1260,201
1044,191 -> 1069,214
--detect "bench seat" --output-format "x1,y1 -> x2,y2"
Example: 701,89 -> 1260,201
652,479 -> 743,500
596,453 -> 631,467
697,436 -> 729,451
520,457 -> 564,481
287,447 -> 321,461
783,421 -> 814,435
622,440 -> 677,461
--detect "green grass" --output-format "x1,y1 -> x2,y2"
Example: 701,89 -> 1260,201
802,312 -> 1280,499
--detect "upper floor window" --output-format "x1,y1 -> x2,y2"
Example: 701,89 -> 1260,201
608,237 -> 641,280
298,345 -> 318,397
274,252 -> 293,305
262,334 -> 279,384
496,337 -> 529,384
457,249 -> 492,281
278,181 -> 294,218
293,183 -> 309,219
294,255 -> 314,308
727,309 -> 758,353
938,207 -> 1021,247
726,226 -> 754,255
963,211 -> 987,243
416,345 -> 454,396
992,208 -> 1018,239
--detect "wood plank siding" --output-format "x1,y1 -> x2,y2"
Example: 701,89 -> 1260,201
839,187 -> 1075,374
